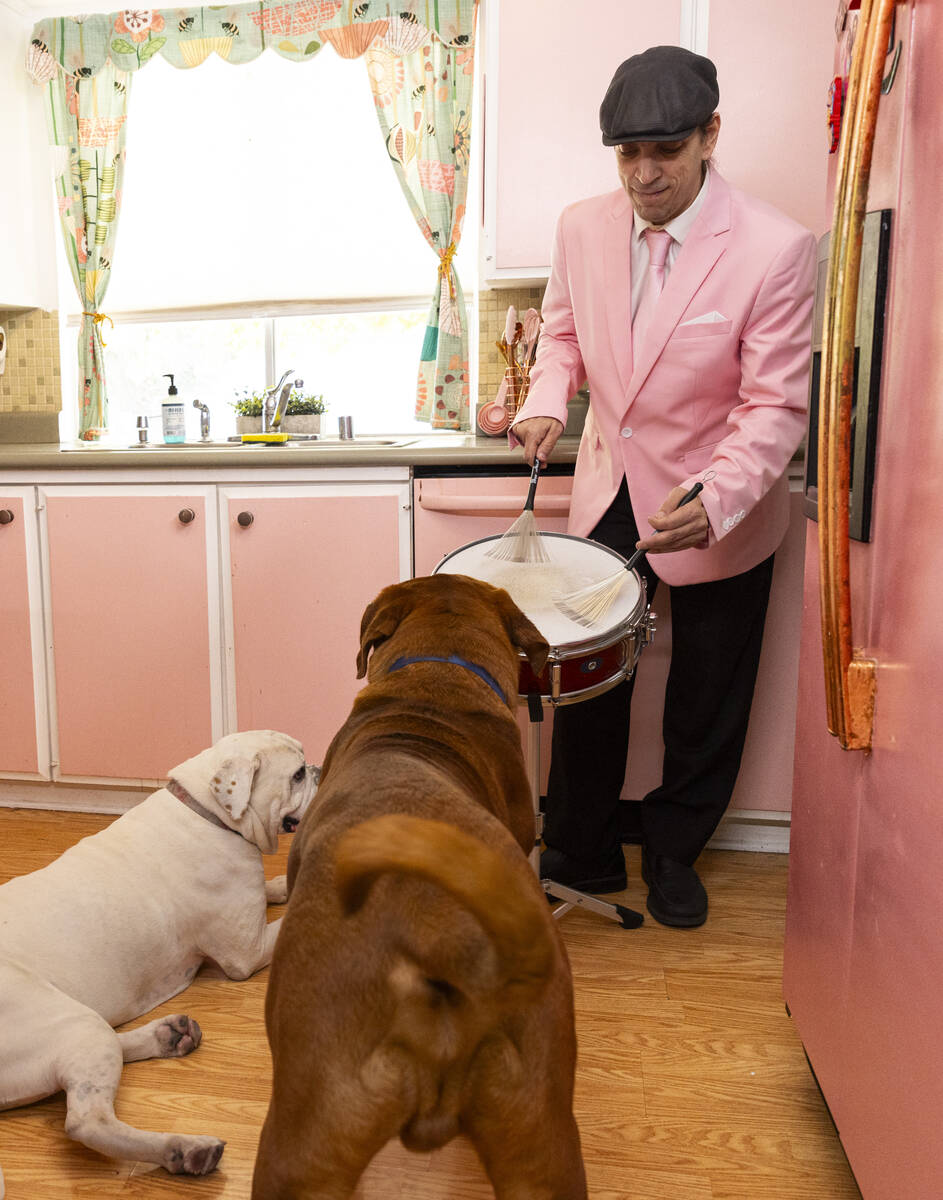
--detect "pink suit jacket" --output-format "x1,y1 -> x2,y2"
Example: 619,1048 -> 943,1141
511,170 -> 817,586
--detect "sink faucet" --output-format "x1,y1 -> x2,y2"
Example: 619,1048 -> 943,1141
262,370 -> 303,432
193,399 -> 211,441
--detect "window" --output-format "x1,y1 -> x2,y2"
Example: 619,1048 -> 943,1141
58,44 -> 477,441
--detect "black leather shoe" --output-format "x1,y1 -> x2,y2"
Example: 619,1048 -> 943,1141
540,846 -> 627,893
641,848 -> 708,927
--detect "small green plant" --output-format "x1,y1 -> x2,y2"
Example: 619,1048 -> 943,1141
232,388 -> 327,416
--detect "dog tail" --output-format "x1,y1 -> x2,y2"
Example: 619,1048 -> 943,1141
334,813 -> 554,995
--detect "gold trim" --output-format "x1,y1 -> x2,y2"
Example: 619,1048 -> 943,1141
818,0 -> 895,751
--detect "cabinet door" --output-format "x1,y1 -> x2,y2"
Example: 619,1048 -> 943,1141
482,0 -> 833,281
0,490 -> 49,778
41,487 -> 220,782
221,483 -> 411,764
482,0 -> 683,280
621,483 -> 806,830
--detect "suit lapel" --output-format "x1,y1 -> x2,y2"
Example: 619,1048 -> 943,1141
625,171 -> 733,403
603,191 -> 635,396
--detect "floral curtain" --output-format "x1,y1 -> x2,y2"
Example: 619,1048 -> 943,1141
365,27 -> 474,428
27,51 -> 131,439
27,0 -> 478,437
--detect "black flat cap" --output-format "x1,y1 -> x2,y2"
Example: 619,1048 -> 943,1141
600,45 -> 719,145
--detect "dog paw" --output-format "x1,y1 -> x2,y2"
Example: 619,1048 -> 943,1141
156,1014 -> 203,1057
266,874 -> 289,904
165,1136 -> 225,1176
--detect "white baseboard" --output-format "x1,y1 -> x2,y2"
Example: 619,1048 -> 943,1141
0,780 -> 148,815
707,808 -> 791,854
1,785 -> 791,853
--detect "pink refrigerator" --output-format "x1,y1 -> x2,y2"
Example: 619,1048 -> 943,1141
783,2 -> 943,1197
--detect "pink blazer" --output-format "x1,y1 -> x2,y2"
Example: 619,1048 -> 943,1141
511,170 -> 817,586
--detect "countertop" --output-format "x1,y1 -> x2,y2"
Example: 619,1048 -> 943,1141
0,434 -> 582,472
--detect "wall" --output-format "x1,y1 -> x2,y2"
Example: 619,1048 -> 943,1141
0,0 -> 62,440
0,0 -> 58,309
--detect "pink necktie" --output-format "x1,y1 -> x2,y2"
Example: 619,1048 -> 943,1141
632,228 -> 673,355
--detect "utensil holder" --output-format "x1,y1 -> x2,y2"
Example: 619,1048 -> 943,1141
503,365 -> 523,420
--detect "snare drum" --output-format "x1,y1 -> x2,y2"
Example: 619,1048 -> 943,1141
433,532 -> 655,705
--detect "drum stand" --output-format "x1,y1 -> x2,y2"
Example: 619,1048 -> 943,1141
523,694 -> 644,930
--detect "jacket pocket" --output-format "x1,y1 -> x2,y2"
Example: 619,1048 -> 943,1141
674,319 -> 733,339
682,441 -> 720,475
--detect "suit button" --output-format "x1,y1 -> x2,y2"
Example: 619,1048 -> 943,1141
620,427 -> 633,438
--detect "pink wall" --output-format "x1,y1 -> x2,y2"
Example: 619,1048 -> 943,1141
707,0 -> 835,236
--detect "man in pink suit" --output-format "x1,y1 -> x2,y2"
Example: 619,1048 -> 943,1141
511,45 -> 816,926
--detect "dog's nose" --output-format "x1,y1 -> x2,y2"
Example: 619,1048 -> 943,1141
282,815 -> 300,833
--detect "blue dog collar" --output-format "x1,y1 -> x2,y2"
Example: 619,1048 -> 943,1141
387,654 -> 507,705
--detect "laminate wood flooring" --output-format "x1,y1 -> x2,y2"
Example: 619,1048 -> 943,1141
0,809 -> 860,1199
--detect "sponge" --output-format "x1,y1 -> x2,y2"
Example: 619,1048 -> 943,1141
240,433 -> 289,444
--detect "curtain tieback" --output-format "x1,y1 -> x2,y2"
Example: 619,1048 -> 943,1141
82,310 -> 114,346
437,242 -> 457,299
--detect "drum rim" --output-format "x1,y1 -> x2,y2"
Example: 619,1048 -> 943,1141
433,531 -> 647,654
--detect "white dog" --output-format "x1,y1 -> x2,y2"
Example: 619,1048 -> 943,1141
0,729 -> 318,1191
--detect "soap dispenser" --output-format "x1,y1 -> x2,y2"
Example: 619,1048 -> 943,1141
161,374 -> 186,444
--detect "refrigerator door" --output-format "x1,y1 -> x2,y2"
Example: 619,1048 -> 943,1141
784,5 -> 943,1197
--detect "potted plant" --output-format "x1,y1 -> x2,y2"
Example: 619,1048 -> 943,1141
281,390 -> 327,435
232,389 -> 328,435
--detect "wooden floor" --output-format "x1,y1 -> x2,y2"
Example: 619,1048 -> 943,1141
0,808 -> 861,1199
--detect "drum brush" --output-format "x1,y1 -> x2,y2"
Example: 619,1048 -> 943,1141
485,459 -> 551,563
554,482 -> 704,626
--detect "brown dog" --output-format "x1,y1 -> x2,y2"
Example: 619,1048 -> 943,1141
253,574 -> 588,1199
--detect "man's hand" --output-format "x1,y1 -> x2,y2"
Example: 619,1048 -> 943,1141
511,416 -> 565,465
636,484 -> 709,554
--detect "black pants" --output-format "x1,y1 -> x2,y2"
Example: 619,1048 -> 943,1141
543,478 -> 775,867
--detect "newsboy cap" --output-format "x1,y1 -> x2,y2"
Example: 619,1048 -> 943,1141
599,45 -> 719,145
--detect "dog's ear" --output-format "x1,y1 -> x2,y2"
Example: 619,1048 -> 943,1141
495,589 -> 550,675
356,586 -> 408,678
210,753 -> 260,819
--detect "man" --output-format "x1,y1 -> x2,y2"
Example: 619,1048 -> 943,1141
510,45 -> 816,927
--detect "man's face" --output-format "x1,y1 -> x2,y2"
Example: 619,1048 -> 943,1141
616,115 -> 720,226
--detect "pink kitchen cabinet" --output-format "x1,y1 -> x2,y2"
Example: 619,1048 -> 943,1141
481,0 -> 833,282
482,0 -> 683,281
0,490 -> 49,778
221,482 -> 411,765
40,486 -> 220,782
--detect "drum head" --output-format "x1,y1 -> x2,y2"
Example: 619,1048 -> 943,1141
434,532 -> 643,648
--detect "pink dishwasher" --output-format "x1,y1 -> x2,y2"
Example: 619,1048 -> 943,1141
411,463 -> 574,576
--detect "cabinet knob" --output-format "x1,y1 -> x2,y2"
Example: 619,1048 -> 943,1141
236,511 -> 254,528
177,508 -> 196,525
0,509 -> 14,526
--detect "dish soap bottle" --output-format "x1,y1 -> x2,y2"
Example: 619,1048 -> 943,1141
161,374 -> 185,444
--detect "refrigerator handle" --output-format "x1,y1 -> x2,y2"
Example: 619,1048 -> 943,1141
817,0 -> 894,751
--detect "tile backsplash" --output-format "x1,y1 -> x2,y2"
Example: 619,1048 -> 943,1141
0,308 -> 61,414
477,284 -> 545,412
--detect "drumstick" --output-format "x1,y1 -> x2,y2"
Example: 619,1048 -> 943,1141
554,482 -> 704,626
485,459 -> 550,563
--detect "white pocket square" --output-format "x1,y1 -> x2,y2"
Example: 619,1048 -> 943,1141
680,311 -> 729,326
